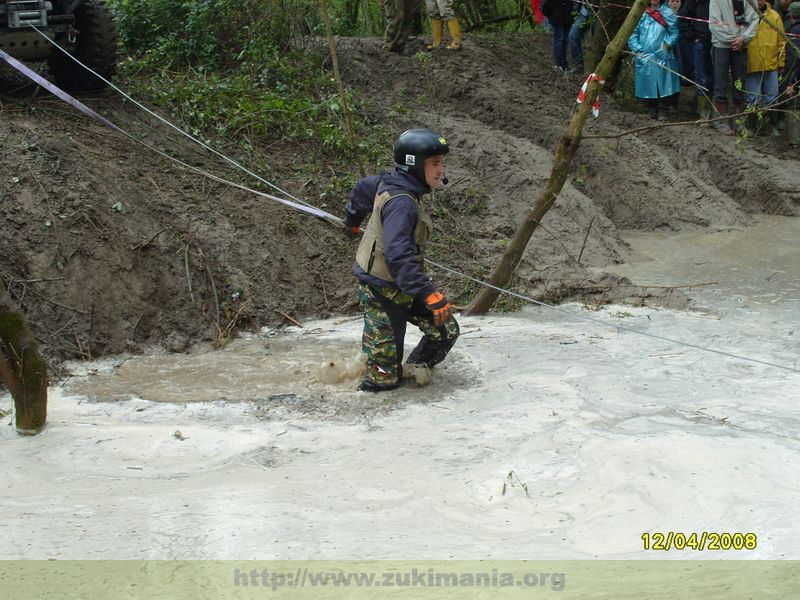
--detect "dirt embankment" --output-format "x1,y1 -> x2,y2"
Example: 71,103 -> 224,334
2,32 -> 799,363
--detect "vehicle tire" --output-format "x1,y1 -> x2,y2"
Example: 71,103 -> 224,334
47,0 -> 118,92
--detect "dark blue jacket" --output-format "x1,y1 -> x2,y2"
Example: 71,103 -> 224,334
345,169 -> 437,300
541,0 -> 573,26
680,0 -> 712,43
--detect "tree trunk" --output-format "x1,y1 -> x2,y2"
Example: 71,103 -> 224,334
464,0 -> 647,316
0,282 -> 48,434
320,0 -> 366,177
587,0 -> 634,92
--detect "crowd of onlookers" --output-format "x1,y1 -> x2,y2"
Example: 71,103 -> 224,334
538,0 -> 800,141
380,0 -> 800,143
629,0 -> 799,141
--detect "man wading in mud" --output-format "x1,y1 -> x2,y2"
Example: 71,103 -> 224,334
343,129 -> 460,392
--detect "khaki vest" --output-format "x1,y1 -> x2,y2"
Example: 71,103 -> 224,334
355,191 -> 432,282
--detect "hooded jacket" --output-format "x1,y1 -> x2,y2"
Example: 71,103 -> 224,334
628,3 -> 681,99
540,0 -> 573,26
747,5 -> 786,73
679,0 -> 712,43
345,169 -> 437,300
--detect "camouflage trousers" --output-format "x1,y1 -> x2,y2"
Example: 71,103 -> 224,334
383,0 -> 420,52
358,282 -> 459,388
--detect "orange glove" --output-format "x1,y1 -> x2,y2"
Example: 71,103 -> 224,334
425,291 -> 451,327
343,223 -> 362,239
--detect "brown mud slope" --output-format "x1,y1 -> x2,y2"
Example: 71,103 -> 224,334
2,32 -> 799,362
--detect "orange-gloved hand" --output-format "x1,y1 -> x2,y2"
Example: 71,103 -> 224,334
425,291 -> 451,327
343,223 -> 362,239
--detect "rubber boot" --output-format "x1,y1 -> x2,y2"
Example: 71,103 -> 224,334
445,19 -> 462,50
407,335 -> 457,368
713,100 -> 734,135
427,19 -> 443,50
697,96 -> 711,122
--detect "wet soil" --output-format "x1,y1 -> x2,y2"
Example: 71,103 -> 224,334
2,32 -> 799,363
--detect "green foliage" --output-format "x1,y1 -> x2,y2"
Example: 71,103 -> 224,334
327,0 -> 385,36
108,0 -> 321,67
123,55 -> 343,146
453,0 -> 534,32
109,0 -> 392,167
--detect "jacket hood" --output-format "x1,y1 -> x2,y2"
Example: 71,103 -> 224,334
379,168 -> 430,196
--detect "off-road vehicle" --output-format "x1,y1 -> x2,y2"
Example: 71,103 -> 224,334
0,0 -> 117,90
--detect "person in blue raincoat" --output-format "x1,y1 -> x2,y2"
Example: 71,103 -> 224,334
628,0 -> 681,120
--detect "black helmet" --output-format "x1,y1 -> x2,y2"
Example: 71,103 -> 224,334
393,128 -> 449,185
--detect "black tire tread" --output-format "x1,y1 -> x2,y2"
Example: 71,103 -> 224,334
48,0 -> 118,92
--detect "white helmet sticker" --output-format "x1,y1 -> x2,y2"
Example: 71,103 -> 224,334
405,154 -> 415,166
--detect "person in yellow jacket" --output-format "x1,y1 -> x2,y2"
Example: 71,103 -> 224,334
425,0 -> 462,50
745,0 -> 786,134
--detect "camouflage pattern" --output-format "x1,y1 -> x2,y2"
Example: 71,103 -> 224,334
383,0 -> 420,52
358,282 -> 459,388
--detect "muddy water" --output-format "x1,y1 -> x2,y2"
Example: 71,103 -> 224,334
2,217 -> 800,560
602,214 -> 799,371
606,214 -> 800,316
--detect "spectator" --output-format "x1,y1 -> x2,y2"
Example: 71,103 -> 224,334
541,0 -> 575,73
425,0 -> 462,50
773,0 -> 794,131
709,0 -> 759,134
531,0 -> 546,25
569,2 -> 593,74
628,0 -> 681,120
680,0 -> 715,120
784,2 -> 800,143
774,0 -> 793,27
670,0 -> 695,88
384,0 -> 421,53
745,0 -> 785,135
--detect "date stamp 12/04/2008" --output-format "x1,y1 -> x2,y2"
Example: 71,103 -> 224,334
642,532 -> 758,552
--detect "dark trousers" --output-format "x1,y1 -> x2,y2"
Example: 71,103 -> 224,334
693,38 -> 715,98
568,8 -> 591,70
712,45 -> 748,104
384,0 -> 421,51
552,24 -> 570,69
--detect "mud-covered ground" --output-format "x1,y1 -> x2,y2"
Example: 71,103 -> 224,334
4,214 -> 799,560
1,32 -> 799,363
